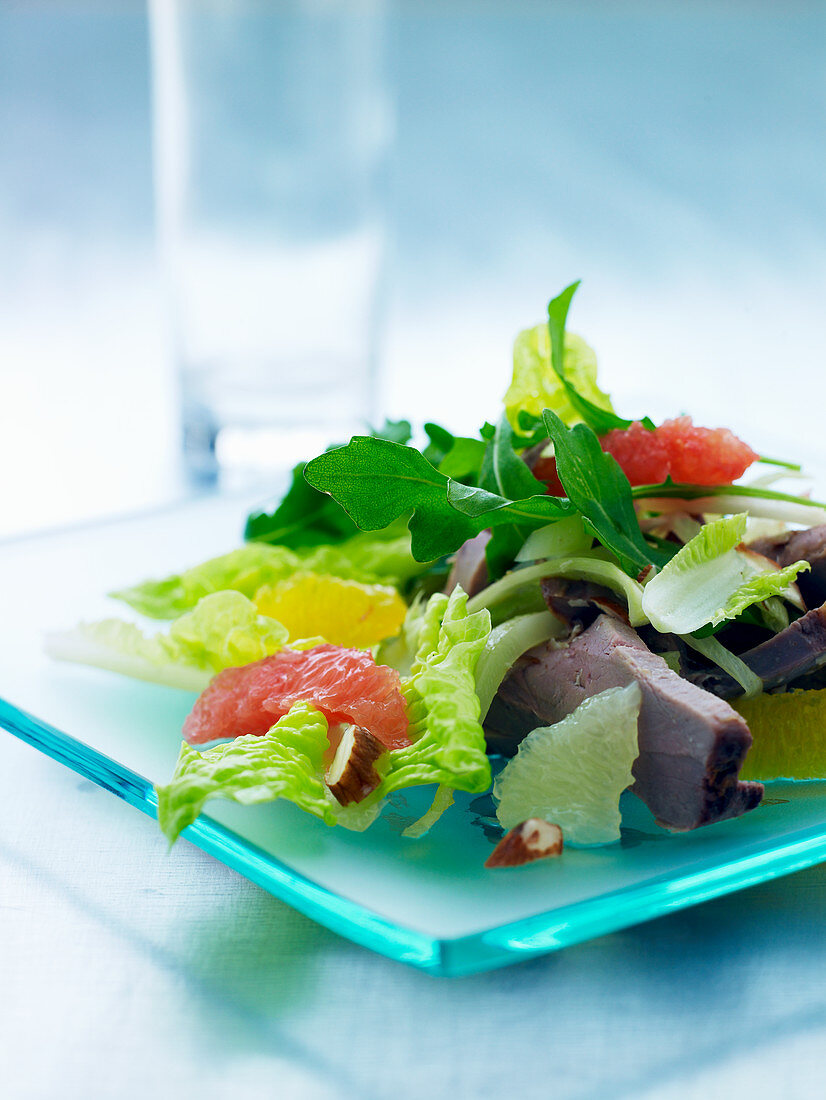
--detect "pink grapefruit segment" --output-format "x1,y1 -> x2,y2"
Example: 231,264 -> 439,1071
533,416 -> 758,492
183,644 -> 410,750
601,416 -> 759,486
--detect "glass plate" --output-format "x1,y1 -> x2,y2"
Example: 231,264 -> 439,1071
3,495 -> 826,977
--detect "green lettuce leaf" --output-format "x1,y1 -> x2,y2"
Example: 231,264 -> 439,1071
112,532 -> 426,619
156,702 -> 338,842
641,513 -> 810,635
112,544 -> 304,619
156,589 -> 493,843
300,530 -> 429,590
45,591 -> 289,691
381,588 -> 492,796
401,785 -> 455,838
504,308 -> 612,430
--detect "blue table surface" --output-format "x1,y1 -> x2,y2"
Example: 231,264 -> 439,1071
2,3 -> 826,1097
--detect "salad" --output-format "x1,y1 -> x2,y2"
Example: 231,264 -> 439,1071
47,283 -> 826,867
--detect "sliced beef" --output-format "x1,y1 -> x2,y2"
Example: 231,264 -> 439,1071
748,524 -> 826,609
540,577 -> 629,630
689,604 -> 826,698
444,530 -> 491,598
484,614 -> 762,831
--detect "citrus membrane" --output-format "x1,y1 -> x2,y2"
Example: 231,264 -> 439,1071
253,572 -> 407,648
493,684 -> 642,846
734,689 -> 826,780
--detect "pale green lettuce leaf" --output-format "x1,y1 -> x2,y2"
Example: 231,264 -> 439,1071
154,589 -> 493,842
504,323 -> 613,429
641,513 -> 810,635
156,702 -> 337,842
375,593 -> 429,677
112,534 -> 427,620
401,785 -> 456,838
111,545 -> 302,619
380,588 -> 493,796
45,591 -> 289,691
336,588 -> 493,827
301,531 -> 430,590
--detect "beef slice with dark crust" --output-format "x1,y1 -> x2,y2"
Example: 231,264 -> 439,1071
689,604 -> 826,698
484,614 -> 763,831
748,524 -> 826,610
444,530 -> 491,598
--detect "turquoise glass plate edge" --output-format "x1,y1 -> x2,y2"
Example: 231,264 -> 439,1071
6,692 -> 826,978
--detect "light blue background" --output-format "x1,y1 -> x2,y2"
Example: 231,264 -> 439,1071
2,4 -> 826,1096
2,0 -> 824,533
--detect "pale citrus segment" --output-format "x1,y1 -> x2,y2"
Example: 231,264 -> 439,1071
253,572 -> 406,649
734,689 -> 826,780
493,684 -> 641,846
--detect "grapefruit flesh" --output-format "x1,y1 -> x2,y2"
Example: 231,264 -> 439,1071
183,644 -> 410,749
533,416 -> 758,492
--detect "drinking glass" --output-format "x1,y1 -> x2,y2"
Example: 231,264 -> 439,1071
149,0 -> 389,481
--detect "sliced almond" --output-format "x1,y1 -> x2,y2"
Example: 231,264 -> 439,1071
325,724 -> 384,806
485,818 -> 563,869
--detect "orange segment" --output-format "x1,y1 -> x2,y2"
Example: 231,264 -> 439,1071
253,573 -> 407,649
734,689 -> 826,780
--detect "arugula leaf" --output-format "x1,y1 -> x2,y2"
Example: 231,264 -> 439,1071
479,414 -> 546,500
445,482 -> 572,525
542,410 -> 656,576
423,422 -> 487,482
245,461 -> 360,548
370,418 -> 413,445
547,283 -> 655,435
515,410 -> 555,449
245,419 -> 413,547
631,480 -> 826,509
446,481 -> 574,581
303,433 -> 572,572
440,437 -> 487,481
474,415 -> 554,577
422,422 -> 454,466
304,436 -> 478,561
